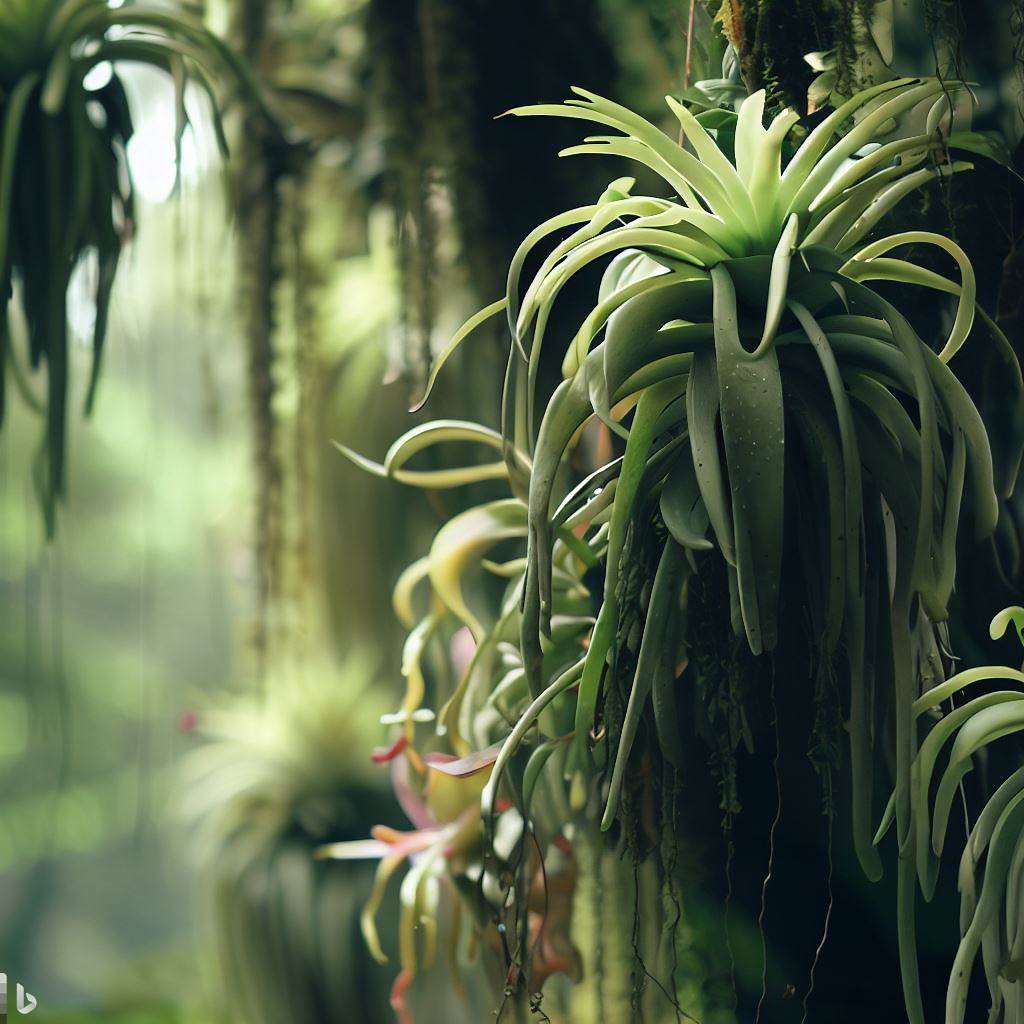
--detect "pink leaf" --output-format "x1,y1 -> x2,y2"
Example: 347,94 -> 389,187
424,741 -> 503,777
372,735 -> 408,764
391,756 -> 436,830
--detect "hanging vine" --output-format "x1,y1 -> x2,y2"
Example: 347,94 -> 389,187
229,0 -> 290,679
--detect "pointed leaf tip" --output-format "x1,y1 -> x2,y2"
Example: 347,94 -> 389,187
412,298 -> 507,411
331,440 -> 388,477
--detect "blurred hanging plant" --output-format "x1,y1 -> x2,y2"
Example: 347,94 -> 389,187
182,663 -> 397,1024
705,0 -> 890,109
0,0 -> 255,533
804,0 -> 896,110
343,74 -> 1024,1020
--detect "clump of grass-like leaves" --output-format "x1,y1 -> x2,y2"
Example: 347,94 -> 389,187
0,0 -> 250,531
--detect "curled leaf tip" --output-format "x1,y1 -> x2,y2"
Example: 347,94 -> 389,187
990,606 -> 1024,645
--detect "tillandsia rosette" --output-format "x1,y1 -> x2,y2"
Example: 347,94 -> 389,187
342,78 -> 1024,1020
181,670 -> 396,1024
0,0 -> 256,532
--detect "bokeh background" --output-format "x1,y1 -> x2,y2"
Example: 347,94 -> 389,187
1,1 -> 1022,1022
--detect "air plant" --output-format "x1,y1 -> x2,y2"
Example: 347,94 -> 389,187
870,605 -> 1024,1024
332,417 -> 712,1018
363,75 -> 1024,1020
0,0 -> 251,531
181,664 -> 396,1024
316,464 -> 600,1019
318,737 -> 521,1024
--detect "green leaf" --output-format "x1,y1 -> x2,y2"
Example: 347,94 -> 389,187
711,265 -> 785,654
602,538 -> 687,828
659,454 -> 712,551
946,130 -> 1013,168
428,499 -> 527,639
990,606 -> 1024,647
411,298 -> 507,412
694,108 -> 738,130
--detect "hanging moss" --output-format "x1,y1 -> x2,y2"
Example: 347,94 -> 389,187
708,0 -> 833,109
279,166 -> 324,654
686,559 -> 760,821
227,0 -> 288,676
363,0 -> 439,387
701,0 -> 980,111
364,0 -> 619,400
922,0 -> 967,75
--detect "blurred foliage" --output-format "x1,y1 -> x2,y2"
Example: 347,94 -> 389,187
0,0 -> 253,534
180,663 -> 400,1024
0,165 -> 244,1009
